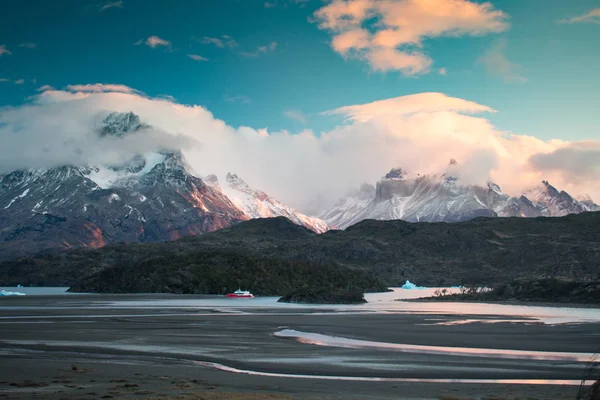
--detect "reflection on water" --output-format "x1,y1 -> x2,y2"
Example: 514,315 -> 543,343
2,287 -> 600,326
194,360 -> 590,386
274,329 -> 596,362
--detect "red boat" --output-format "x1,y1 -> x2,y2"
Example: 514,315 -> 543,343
226,289 -> 254,298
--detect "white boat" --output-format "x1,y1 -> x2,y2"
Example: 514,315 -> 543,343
226,289 -> 254,298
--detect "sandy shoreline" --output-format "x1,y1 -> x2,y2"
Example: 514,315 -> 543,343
1,294 -> 599,399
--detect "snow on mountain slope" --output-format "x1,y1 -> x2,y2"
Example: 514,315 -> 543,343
0,112 -> 247,261
524,181 -> 599,216
320,183 -> 376,229
322,163 -> 597,229
205,173 -> 331,233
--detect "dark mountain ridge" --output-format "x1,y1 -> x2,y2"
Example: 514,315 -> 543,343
2,212 -> 599,290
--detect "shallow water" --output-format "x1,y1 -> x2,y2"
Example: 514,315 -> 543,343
0,287 -> 70,296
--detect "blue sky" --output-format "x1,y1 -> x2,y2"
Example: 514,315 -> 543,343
0,0 -> 599,141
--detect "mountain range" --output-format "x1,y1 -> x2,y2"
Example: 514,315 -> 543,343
1,111 -> 597,262
321,164 -> 599,229
0,112 -> 329,261
2,213 -> 599,290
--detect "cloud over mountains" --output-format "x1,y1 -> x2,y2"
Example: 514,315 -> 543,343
0,84 -> 597,212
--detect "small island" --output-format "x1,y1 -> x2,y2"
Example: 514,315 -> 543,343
278,286 -> 367,304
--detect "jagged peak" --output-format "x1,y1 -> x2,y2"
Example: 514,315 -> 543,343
384,168 -> 408,180
226,172 -> 251,189
487,181 -> 505,195
100,111 -> 149,138
203,174 -> 219,187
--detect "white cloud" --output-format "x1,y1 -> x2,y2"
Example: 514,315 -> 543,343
37,85 -> 55,91
313,0 -> 509,76
224,95 -> 251,104
64,83 -> 142,94
0,78 -> 26,85
18,42 -> 37,49
477,39 -> 526,83
438,67 -> 447,76
0,85 -> 598,213
558,8 -> 600,24
0,45 -> 11,56
239,42 -> 277,58
100,0 -> 124,11
135,36 -> 171,49
188,54 -> 208,62
197,36 -> 238,49
284,110 -> 307,123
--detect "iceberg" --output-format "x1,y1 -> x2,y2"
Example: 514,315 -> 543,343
401,280 -> 425,290
0,290 -> 26,296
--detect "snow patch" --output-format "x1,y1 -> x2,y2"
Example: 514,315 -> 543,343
4,188 -> 30,209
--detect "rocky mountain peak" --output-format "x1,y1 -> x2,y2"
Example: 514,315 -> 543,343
384,168 -> 408,180
100,111 -> 149,138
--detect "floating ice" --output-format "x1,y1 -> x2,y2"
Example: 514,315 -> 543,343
0,290 -> 26,296
401,280 -> 425,290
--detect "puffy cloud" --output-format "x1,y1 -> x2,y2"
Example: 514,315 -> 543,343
558,8 -> 600,24
529,143 -> 600,184
0,45 -> 11,56
135,36 -> 171,49
0,85 -> 597,213
284,110 -> 307,123
313,0 -> 509,75
37,85 -> 55,91
239,42 -> 277,58
324,92 -> 494,122
188,54 -> 208,61
477,39 -> 526,83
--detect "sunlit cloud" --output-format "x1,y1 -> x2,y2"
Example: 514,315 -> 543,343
64,83 -> 142,94
313,0 -> 509,76
558,8 -> 600,24
0,45 -> 11,57
134,36 -> 172,49
1,85 -> 598,211
188,54 -> 208,61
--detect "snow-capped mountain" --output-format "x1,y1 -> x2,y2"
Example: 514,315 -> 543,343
0,111 -> 336,261
525,181 -> 600,216
0,112 -> 248,261
322,164 -> 598,229
205,173 -> 331,233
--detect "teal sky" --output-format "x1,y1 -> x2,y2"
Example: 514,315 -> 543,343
1,0 -> 599,141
